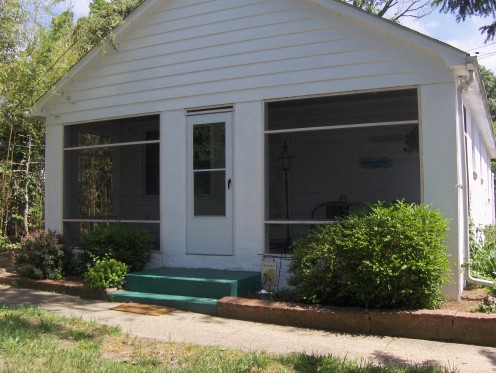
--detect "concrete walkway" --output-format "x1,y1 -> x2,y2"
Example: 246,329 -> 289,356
0,285 -> 495,372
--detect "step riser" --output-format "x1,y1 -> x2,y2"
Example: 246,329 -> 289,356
124,276 -> 234,299
114,268 -> 261,316
111,293 -> 218,316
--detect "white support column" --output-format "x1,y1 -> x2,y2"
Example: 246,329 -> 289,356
44,123 -> 64,234
420,83 -> 463,299
233,101 -> 265,270
161,110 -> 187,264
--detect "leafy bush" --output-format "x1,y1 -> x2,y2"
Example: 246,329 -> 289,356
289,201 -> 450,309
80,224 -> 153,272
0,235 -> 20,252
469,223 -> 496,281
62,246 -> 89,278
85,257 -> 129,289
15,230 -> 64,280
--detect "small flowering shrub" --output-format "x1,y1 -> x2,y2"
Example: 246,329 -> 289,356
16,230 -> 64,280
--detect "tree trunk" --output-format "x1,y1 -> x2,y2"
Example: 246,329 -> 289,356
22,135 -> 31,236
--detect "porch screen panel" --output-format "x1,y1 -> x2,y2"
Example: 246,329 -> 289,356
265,89 -> 420,254
267,89 -> 418,131
63,115 -> 160,247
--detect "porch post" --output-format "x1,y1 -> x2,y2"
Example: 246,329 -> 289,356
44,122 -> 64,234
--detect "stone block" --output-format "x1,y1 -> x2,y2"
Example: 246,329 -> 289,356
453,312 -> 496,347
369,309 -> 455,342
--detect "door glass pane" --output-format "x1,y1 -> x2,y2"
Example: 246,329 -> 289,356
193,123 -> 225,170
194,171 -> 226,216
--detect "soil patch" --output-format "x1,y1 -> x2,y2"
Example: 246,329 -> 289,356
439,287 -> 488,312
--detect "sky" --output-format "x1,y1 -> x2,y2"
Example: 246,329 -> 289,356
55,0 -> 496,73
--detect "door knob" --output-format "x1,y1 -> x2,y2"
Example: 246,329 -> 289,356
227,178 -> 232,189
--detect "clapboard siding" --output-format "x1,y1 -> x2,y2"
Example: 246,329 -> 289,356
89,25 -> 368,76
64,50 -> 434,103
42,0 -> 454,124
75,36 -> 398,88
54,59 -> 449,116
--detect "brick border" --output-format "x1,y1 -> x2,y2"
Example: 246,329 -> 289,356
218,297 -> 496,347
0,273 -> 114,300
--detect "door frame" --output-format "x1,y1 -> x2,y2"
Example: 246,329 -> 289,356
186,111 -> 234,255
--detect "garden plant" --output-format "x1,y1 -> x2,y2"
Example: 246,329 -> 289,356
15,230 -> 65,280
80,224 -> 153,272
289,201 -> 450,309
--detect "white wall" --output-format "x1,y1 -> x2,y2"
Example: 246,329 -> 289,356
44,122 -> 64,234
420,83 -> 462,299
465,105 -> 495,226
161,102 -> 264,271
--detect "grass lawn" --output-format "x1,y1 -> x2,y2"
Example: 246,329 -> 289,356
0,305 -> 455,373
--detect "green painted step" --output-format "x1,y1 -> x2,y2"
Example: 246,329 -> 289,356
123,267 -> 261,299
111,291 -> 218,316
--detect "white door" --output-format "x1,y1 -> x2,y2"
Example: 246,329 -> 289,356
186,112 -> 233,255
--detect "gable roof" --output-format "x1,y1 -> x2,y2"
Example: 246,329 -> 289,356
32,0 -> 470,115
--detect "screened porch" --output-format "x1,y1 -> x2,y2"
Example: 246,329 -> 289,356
63,115 -> 160,248
265,89 -> 421,253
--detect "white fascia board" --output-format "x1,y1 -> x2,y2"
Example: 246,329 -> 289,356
33,0 -> 160,114
311,0 -> 468,67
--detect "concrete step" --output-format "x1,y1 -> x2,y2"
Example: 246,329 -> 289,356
123,267 -> 261,299
112,291 -> 218,315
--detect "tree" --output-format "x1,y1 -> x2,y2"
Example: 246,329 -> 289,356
0,0 -> 146,238
434,0 -> 496,41
0,4 -> 76,237
480,66 -> 496,121
343,0 -> 433,21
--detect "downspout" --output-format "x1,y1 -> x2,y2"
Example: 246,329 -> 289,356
457,67 -> 494,288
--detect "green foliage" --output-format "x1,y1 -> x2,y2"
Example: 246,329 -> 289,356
15,230 -> 64,279
480,66 -> 496,122
85,257 -> 128,289
1,0 -> 145,237
289,202 -> 451,309
62,246 -> 89,278
80,224 -> 153,272
0,235 -> 20,251
469,223 -> 496,281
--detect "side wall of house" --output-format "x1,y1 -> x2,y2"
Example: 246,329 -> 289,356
464,101 -> 495,227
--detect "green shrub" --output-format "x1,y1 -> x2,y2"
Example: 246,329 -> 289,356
0,235 -> 20,252
469,223 -> 496,281
62,246 -> 89,278
80,224 -> 153,272
289,201 -> 450,309
85,257 -> 129,289
15,230 -> 64,280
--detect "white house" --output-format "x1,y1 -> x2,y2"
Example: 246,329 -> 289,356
32,0 -> 496,299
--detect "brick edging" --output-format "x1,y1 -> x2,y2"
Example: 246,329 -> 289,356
218,297 -> 496,347
0,274 -> 113,300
